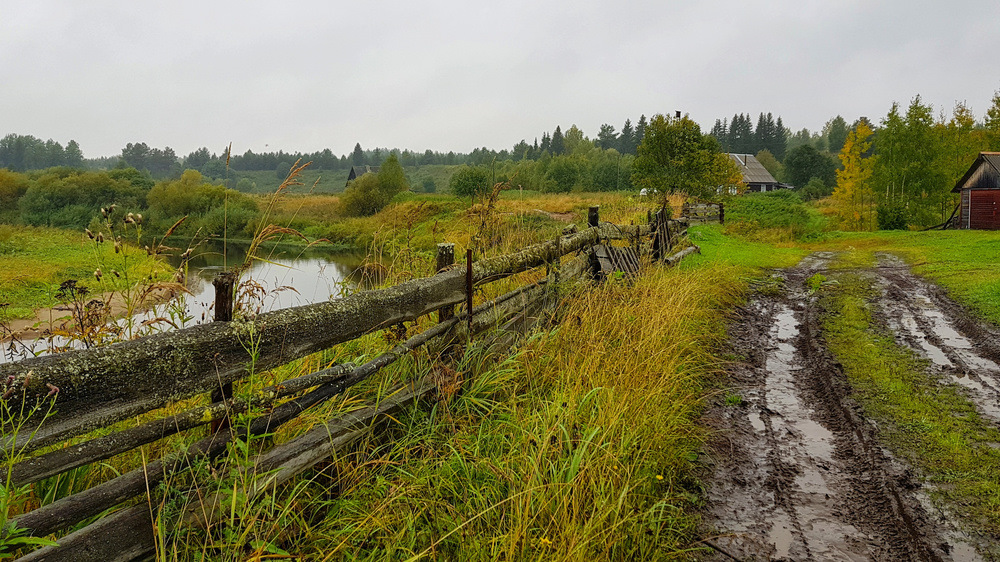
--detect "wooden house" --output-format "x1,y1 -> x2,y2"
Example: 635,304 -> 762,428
345,165 -> 380,186
951,152 -> 1000,230
727,154 -> 785,193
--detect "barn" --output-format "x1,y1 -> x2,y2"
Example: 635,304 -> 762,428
951,152 -> 1000,230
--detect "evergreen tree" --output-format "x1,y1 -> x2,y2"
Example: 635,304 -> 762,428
619,119 -> 635,154
636,115 -> 648,147
597,124 -> 618,150
550,126 -> 565,155
351,143 -> 364,166
773,117 -> 788,160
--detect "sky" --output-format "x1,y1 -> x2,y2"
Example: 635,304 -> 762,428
3,0 -> 1000,159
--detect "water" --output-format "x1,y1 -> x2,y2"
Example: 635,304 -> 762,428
2,242 -> 369,363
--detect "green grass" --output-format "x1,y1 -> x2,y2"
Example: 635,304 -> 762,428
819,270 -> 1000,536
808,229 -> 1000,325
721,191 -> 828,243
144,260 -> 754,561
0,225 -> 171,320
685,224 -> 807,270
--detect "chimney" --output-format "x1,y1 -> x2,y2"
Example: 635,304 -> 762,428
675,110 -> 681,119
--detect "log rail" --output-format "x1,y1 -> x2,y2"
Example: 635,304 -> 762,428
2,208 -> 696,560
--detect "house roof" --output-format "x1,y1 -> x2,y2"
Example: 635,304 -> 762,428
952,152 -> 1000,192
348,165 -> 379,177
727,154 -> 777,185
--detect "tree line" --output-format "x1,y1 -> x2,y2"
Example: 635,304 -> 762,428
832,94 -> 1000,230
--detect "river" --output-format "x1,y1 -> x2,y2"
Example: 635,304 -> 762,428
2,242 -> 370,363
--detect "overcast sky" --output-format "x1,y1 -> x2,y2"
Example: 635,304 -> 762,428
3,0 -> 999,159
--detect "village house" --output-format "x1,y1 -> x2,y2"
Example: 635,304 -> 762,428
727,153 -> 787,193
951,151 -> 1000,230
345,165 -> 380,187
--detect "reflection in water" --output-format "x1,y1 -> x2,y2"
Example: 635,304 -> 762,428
3,242 -> 369,363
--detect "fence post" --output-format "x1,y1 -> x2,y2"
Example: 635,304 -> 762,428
719,202 -> 725,225
210,271 -> 236,434
588,206 -> 600,228
436,243 -> 455,322
466,248 -> 474,336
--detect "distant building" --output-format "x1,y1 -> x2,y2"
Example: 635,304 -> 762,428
727,154 -> 787,193
951,152 -> 1000,230
345,165 -> 380,186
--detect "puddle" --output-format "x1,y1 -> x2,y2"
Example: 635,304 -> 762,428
767,508 -> 795,560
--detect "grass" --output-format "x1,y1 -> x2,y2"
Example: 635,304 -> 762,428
0,224 -> 171,321
818,269 -> 1000,536
684,224 -> 807,270
806,229 -> 1000,325
237,262 -> 754,561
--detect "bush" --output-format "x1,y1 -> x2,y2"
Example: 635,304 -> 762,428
876,202 -> 908,230
449,165 -> 491,197
338,173 -> 390,216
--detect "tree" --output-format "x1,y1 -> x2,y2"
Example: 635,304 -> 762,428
782,145 -> 837,188
185,148 -> 212,171
449,165 -> 491,197
351,143 -> 365,166
597,124 -> 618,150
986,91 -> 1000,150
376,154 -> 408,197
544,156 -> 579,192
619,119 -> 635,154
755,149 -> 783,180
824,116 -> 849,154
65,140 -> 84,168
631,113 -> 743,201
550,126 -> 565,155
832,121 -> 876,230
636,115 -> 648,147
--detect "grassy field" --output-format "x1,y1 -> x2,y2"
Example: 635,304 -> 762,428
0,225 -> 171,321
805,230 -> 1000,325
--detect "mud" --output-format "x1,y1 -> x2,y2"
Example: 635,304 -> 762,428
700,252 -> 999,561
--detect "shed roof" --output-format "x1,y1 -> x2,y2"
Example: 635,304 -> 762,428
952,152 -> 1000,192
728,154 -> 777,185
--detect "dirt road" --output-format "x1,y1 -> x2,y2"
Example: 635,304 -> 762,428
700,253 -> 1000,561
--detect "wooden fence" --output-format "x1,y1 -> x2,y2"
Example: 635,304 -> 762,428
0,207 -> 694,561
681,201 -> 724,224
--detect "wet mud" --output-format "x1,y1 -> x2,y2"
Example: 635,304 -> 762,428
700,252 -> 999,561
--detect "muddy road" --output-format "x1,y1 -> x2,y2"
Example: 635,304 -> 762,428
700,253 -> 1000,561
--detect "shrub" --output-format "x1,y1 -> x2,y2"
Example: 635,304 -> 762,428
338,173 -> 389,216
449,165 -> 491,197
876,202 -> 908,230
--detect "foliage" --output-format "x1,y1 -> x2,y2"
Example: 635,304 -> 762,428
337,155 -> 410,217
799,177 -> 832,201
876,201 -> 908,230
719,191 -> 823,242
20,169 -> 145,229
755,149 -> 782,179
832,121 -> 876,230
146,170 -> 259,236
782,144 -> 837,188
449,165 -> 492,197
632,114 -> 743,201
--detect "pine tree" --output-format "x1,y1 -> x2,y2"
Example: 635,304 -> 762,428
619,119 -> 635,154
550,126 -> 565,155
351,143 -> 364,166
636,115 -> 648,147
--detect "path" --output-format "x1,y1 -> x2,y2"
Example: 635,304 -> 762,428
700,252 -> 1000,561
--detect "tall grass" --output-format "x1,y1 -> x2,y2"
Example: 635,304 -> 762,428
239,263 -> 750,561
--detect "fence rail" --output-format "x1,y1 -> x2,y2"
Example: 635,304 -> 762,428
2,207 -> 695,561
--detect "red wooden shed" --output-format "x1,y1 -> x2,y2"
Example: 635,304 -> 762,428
952,152 -> 1000,230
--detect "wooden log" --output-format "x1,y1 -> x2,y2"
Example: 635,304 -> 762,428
10,277 -> 548,539
10,363 -> 355,487
16,504 -> 154,562
0,267 -> 468,453
1,222 -> 648,454
210,271 -> 236,435
435,243 -> 456,322
664,243 -> 701,266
